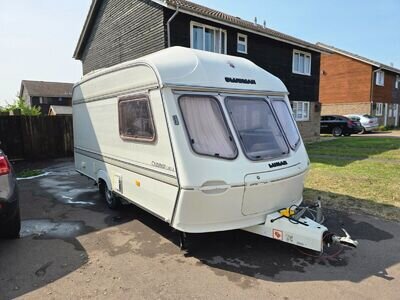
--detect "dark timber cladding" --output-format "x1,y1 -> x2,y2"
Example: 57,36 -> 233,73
165,10 -> 320,103
75,0 -> 321,103
80,0 -> 165,75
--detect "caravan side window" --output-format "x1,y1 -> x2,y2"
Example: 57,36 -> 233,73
118,94 -> 156,142
179,95 -> 237,159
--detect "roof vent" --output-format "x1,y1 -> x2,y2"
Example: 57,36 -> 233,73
254,17 -> 258,25
263,20 -> 267,28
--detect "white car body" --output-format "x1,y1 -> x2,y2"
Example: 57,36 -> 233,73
345,114 -> 379,132
72,47 -> 309,234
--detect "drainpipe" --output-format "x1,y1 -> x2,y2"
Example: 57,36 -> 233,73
167,6 -> 180,48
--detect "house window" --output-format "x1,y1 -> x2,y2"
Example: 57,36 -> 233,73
179,95 -> 237,159
375,70 -> 385,86
118,94 -> 156,142
293,50 -> 311,75
291,101 -> 310,121
190,22 -> 227,54
237,33 -> 248,54
375,103 -> 383,116
396,75 -> 400,89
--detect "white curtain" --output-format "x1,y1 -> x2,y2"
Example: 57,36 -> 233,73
180,96 -> 236,158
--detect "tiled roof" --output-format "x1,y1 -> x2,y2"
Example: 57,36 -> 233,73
165,0 -> 326,52
317,42 -> 400,74
74,0 -> 326,59
21,80 -> 74,98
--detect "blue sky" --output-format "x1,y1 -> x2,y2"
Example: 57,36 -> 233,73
1,0 -> 399,104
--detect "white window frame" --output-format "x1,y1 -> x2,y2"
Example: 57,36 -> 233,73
375,102 -> 383,116
375,70 -> 385,86
292,101 -> 310,121
292,50 -> 311,76
190,21 -> 227,54
237,33 -> 248,54
395,75 -> 400,89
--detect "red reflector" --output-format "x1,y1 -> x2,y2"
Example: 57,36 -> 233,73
0,156 -> 11,175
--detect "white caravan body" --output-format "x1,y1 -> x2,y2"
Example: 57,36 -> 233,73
73,47 -> 310,234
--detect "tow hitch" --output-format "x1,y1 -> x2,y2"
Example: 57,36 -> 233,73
243,201 -> 358,253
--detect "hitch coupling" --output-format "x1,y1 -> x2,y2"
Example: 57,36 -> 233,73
326,228 -> 359,248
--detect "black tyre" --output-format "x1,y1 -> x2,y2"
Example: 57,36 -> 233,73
332,127 -> 343,137
0,208 -> 21,239
101,182 -> 121,209
343,133 -> 351,136
358,127 -> 366,134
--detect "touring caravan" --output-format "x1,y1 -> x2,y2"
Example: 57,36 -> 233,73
73,47 -> 357,252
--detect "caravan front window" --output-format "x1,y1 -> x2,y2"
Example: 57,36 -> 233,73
271,99 -> 301,149
225,97 -> 289,161
179,96 -> 237,159
118,95 -> 156,142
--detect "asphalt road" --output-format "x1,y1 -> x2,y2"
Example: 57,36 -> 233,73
0,159 -> 399,299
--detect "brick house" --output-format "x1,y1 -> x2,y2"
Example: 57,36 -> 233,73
19,80 -> 73,115
317,43 -> 400,127
73,0 -> 327,141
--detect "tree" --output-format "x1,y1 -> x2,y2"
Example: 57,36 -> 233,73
3,97 -> 41,116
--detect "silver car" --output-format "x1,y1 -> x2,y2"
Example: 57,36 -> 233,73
345,114 -> 379,134
0,150 -> 20,239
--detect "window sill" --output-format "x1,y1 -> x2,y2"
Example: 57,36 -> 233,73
295,119 -> 310,122
292,71 -> 311,76
237,50 -> 248,54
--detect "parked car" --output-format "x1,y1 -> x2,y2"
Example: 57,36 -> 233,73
320,115 -> 363,137
345,114 -> 379,134
0,150 -> 20,239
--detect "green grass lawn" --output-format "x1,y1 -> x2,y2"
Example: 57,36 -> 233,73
304,137 -> 400,221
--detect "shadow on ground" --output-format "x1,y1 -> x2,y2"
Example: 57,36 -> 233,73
306,137 -> 400,167
1,159 -> 399,298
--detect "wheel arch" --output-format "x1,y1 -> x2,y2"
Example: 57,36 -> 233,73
96,170 -> 112,191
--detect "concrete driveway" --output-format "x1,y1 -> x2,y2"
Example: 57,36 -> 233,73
0,159 -> 399,299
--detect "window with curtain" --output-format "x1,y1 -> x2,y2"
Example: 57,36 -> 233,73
191,22 -> 227,54
293,50 -> 311,75
179,96 -> 237,159
118,95 -> 155,141
271,99 -> 301,149
225,97 -> 289,161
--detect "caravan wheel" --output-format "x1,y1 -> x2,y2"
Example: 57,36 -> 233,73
101,181 -> 121,209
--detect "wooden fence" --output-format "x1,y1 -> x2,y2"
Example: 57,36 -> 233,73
0,116 -> 73,160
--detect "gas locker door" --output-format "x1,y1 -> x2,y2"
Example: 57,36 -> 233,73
242,168 -> 306,216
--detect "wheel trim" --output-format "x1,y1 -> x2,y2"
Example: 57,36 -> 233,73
105,188 -> 113,205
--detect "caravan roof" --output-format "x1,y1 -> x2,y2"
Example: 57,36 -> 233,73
78,47 -> 288,94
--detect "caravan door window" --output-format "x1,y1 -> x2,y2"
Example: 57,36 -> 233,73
118,95 -> 156,142
179,96 -> 237,159
225,97 -> 289,161
271,99 -> 301,149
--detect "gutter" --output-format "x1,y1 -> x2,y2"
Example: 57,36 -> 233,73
167,5 -> 180,48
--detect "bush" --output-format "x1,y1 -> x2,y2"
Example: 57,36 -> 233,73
3,97 -> 41,116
